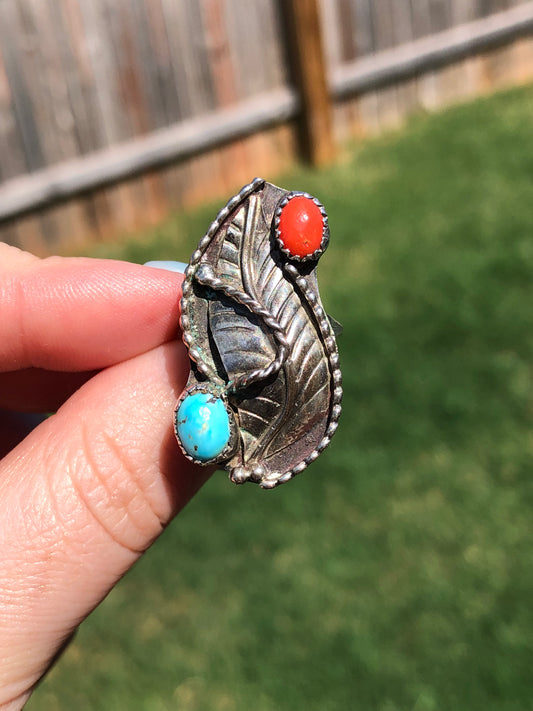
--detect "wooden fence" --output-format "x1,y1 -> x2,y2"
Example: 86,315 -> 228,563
1,0 -> 533,253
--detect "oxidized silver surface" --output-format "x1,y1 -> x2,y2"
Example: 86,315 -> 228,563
175,177 -> 342,488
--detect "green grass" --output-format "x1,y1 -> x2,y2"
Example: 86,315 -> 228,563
31,85 -> 533,711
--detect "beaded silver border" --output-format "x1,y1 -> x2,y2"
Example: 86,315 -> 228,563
180,177 -> 265,380
259,263 -> 342,488
273,191 -> 330,263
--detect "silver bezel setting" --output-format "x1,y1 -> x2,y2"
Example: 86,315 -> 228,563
174,382 -> 238,466
273,191 -> 330,262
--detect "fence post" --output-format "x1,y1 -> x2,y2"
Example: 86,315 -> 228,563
285,0 -> 336,166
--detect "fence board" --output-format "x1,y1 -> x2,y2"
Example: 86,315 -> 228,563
79,0 -> 131,145
339,0 -> 360,60
224,0 -> 287,97
257,0 -> 288,88
60,0 -> 105,154
28,0 -> 94,246
0,0 -> 45,171
352,0 -> 380,133
372,0 -> 396,50
411,0 -> 434,38
372,1 -> 401,127
392,0 -> 416,45
201,0 -> 246,202
450,0 -> 479,24
352,0 -> 376,54
107,0 -> 165,229
429,0 -> 452,32
28,0 -> 79,160
143,0 -> 188,213
0,41 -> 27,181
79,0 -> 143,237
393,5 -> 420,123
142,0 -> 179,126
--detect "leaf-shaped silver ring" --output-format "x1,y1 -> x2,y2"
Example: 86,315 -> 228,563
175,178 -> 342,489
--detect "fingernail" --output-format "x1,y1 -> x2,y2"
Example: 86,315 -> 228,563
143,260 -> 188,274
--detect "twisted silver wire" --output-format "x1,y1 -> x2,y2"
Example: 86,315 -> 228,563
195,265 -> 290,393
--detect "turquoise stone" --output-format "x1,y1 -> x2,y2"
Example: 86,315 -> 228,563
176,391 -> 230,462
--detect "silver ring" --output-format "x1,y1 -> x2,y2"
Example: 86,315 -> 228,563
174,178 -> 342,489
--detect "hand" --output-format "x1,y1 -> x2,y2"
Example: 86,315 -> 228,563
0,244 -> 211,709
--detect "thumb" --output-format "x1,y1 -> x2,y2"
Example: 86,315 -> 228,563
0,340 -> 211,707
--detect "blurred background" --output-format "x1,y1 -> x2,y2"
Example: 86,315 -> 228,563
1,1 -> 533,709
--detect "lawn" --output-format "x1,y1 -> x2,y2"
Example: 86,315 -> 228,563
29,85 -> 533,711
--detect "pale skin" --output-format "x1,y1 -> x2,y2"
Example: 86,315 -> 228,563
0,243 -> 212,709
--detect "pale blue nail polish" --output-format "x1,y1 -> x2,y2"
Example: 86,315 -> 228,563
144,260 -> 188,273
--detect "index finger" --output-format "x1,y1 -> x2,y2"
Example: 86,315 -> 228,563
0,249 -> 184,373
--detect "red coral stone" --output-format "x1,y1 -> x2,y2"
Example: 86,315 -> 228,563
278,196 -> 324,258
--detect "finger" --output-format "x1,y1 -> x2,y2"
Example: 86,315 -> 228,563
0,340 -> 213,705
0,368 -> 98,412
0,255 -> 184,372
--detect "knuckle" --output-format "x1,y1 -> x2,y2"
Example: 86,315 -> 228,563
51,421 -> 165,556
